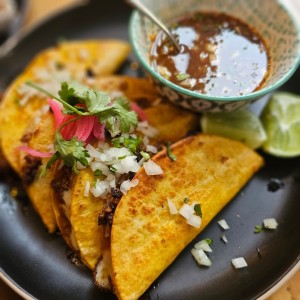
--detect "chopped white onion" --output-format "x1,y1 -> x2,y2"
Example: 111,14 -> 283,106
90,180 -> 110,198
218,219 -> 230,230
90,161 -> 110,175
120,156 -> 140,173
143,159 -> 163,175
120,179 -> 139,195
167,199 -> 178,215
86,144 -> 101,159
187,215 -> 202,228
231,257 -> 248,269
191,248 -> 212,267
179,204 -> 194,219
146,145 -> 158,153
220,234 -> 228,244
263,218 -> 278,229
41,104 -> 50,114
143,136 -> 150,145
137,121 -> 159,138
194,240 -> 212,252
84,181 -> 90,197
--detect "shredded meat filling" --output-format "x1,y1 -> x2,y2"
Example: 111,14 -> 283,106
20,132 -> 33,143
51,166 -> 73,201
22,155 -> 42,186
98,188 -> 122,225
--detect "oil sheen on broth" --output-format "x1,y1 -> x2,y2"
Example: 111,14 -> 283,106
150,13 -> 270,97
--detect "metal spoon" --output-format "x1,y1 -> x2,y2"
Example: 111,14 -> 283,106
125,0 -> 181,52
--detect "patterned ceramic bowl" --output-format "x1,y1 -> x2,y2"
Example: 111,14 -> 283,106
129,0 -> 300,113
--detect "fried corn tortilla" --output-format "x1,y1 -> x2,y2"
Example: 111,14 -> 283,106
0,40 -> 130,233
0,39 -> 130,174
69,76 -> 198,270
110,134 -> 264,300
20,112 -> 57,233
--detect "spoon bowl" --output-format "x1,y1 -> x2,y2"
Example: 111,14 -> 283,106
125,0 -> 181,52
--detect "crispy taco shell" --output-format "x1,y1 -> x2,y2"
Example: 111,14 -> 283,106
21,112 -> 57,232
110,134 -> 264,300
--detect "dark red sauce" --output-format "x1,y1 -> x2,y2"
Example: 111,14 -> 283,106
150,12 -> 271,97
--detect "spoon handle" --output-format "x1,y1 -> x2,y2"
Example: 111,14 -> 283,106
125,0 -> 181,52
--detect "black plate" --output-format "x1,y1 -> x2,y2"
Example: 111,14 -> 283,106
0,1 -> 300,299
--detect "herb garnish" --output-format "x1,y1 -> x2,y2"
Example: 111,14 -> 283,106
176,73 -> 190,81
94,169 -> 103,177
166,142 -> 176,161
43,117 -> 90,174
254,225 -> 264,233
112,136 -> 142,154
194,203 -> 202,217
27,81 -> 138,136
27,81 -> 139,173
109,166 -> 117,173
184,197 -> 189,204
140,151 -> 150,161
205,238 -> 213,245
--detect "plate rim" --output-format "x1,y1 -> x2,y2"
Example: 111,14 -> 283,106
2,260 -> 300,300
0,1 -> 299,299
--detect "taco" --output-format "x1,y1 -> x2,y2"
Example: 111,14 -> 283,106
68,76 -> 198,270
110,134 -> 264,300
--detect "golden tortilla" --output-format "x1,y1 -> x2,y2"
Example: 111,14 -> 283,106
111,134 -> 264,300
21,112 -> 57,233
70,168 -> 106,269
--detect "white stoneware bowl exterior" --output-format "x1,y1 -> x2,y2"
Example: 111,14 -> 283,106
129,0 -> 300,112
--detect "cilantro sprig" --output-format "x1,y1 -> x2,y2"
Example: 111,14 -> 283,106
27,81 -> 138,136
43,117 -> 90,174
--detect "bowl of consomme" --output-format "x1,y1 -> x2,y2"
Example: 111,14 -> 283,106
129,0 -> 300,112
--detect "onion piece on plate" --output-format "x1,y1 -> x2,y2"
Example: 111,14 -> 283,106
232,257 -> 248,269
191,248 -> 212,267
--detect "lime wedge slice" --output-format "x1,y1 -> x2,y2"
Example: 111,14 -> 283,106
261,92 -> 300,157
201,109 -> 266,149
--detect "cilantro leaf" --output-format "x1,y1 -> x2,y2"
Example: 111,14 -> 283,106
59,81 -> 111,114
194,203 -> 202,217
98,102 -> 138,135
59,82 -> 138,135
54,131 -> 90,173
40,152 -> 60,177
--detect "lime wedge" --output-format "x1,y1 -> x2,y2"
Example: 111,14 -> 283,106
261,92 -> 300,157
201,109 -> 266,149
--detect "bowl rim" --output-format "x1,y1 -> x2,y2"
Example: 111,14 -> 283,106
129,2 -> 300,102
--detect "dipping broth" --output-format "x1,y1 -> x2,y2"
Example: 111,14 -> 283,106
150,12 -> 271,97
